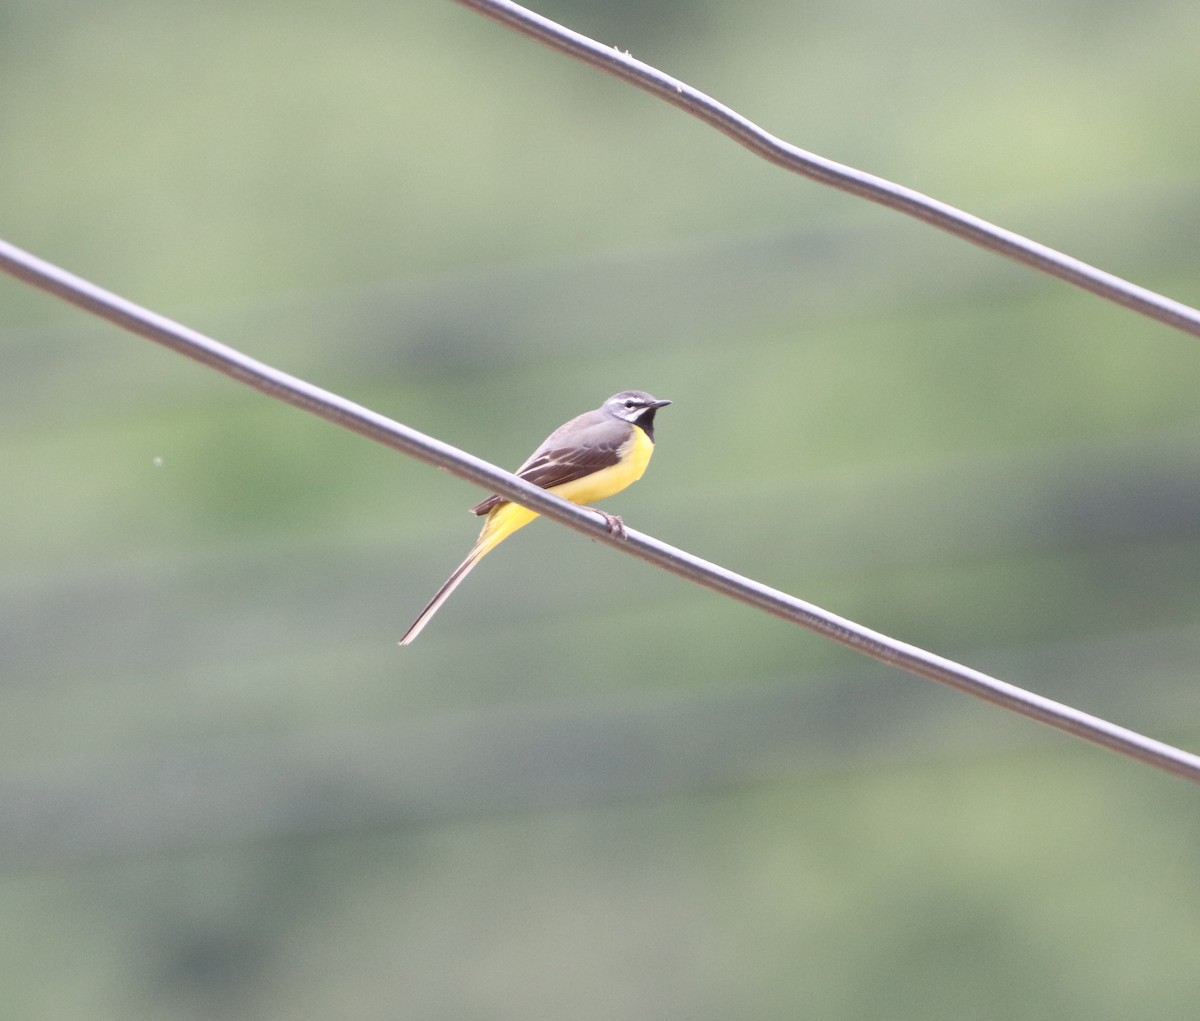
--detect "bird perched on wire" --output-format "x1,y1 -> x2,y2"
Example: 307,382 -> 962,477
399,389 -> 671,645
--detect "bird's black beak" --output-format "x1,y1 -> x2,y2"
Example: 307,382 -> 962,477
651,399 -> 672,408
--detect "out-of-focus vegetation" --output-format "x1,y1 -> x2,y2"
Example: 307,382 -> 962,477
3,1 -> 1200,1018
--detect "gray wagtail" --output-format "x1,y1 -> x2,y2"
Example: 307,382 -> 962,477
399,390 -> 671,645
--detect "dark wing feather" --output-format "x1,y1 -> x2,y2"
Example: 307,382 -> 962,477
470,410 -> 628,516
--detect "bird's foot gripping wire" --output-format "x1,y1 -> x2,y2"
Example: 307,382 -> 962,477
593,510 -> 627,539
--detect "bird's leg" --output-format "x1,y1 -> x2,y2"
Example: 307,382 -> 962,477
590,509 -> 626,539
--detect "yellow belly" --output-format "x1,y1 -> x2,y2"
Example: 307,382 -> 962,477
474,425 -> 655,555
549,424 -> 655,504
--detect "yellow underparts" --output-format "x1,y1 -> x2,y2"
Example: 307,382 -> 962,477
473,424 -> 655,559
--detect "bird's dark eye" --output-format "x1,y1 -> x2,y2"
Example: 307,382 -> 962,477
624,399 -> 637,409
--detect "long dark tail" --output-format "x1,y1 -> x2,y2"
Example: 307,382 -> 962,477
399,500 -> 540,646
397,545 -> 486,646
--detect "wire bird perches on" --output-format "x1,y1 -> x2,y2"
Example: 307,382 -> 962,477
2,237 -> 1199,784
453,0 -> 1200,339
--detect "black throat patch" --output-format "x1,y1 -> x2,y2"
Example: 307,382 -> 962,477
633,405 -> 661,442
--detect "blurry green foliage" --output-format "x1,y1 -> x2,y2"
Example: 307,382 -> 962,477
2,0 -> 1200,1018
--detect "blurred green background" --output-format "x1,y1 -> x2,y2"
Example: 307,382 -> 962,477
4,0 -> 1200,1017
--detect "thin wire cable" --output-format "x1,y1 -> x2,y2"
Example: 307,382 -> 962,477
453,0 -> 1200,339
3,237 -> 1199,784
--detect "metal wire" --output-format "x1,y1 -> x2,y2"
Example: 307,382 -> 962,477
3,236 -> 1198,784
453,0 -> 1200,339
